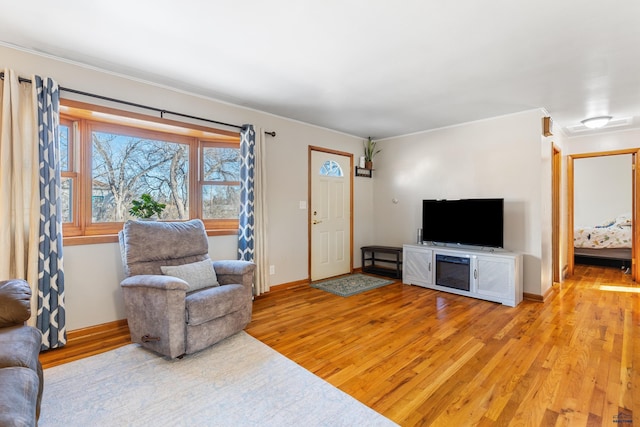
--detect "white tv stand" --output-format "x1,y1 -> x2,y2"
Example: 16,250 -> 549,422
402,243 -> 523,307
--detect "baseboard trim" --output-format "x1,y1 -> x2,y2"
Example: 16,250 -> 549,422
524,285 -> 556,303
67,319 -> 129,341
542,284 -> 558,301
266,279 -> 310,293
523,292 -> 544,302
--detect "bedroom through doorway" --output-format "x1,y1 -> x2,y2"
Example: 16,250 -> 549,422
568,150 -> 639,281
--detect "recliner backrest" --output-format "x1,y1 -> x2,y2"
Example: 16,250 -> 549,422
119,219 -> 210,277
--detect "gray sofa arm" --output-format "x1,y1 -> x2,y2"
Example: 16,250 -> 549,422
213,261 -> 255,290
0,279 -> 32,327
120,275 -> 189,291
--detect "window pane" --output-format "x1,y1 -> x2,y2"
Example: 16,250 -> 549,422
202,185 -> 240,219
91,130 -> 189,222
61,177 -> 73,223
320,160 -> 343,177
59,124 -> 69,171
203,147 -> 240,181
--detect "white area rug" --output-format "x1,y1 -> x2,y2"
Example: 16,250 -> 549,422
40,331 -> 397,427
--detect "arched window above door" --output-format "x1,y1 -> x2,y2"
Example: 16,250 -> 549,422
319,160 -> 344,177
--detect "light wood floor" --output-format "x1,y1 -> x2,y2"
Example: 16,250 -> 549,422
246,265 -> 638,426
40,265 -> 638,426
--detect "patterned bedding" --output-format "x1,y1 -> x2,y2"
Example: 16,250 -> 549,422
574,214 -> 632,249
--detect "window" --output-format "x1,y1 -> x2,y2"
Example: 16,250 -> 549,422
59,118 -> 77,225
201,144 -> 241,222
60,100 -> 241,243
319,160 -> 343,177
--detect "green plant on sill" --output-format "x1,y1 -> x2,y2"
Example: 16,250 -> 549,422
128,193 -> 166,219
363,136 -> 381,162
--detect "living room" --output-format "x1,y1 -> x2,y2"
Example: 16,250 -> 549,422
1,2 -> 639,425
6,40 -> 640,332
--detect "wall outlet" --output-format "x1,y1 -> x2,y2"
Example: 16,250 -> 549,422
269,265 -> 275,275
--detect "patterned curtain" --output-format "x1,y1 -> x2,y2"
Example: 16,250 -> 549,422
239,125 -> 255,264
34,76 -> 66,350
238,125 -> 270,296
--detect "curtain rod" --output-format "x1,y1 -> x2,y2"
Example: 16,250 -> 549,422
1,71 -> 277,136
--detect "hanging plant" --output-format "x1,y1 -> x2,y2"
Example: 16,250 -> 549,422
128,193 -> 166,219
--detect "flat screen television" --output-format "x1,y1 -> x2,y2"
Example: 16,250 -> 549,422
422,198 -> 504,248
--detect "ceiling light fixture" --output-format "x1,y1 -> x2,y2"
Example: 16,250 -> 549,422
581,116 -> 613,129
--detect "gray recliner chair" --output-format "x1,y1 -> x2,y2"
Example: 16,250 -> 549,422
119,219 -> 255,359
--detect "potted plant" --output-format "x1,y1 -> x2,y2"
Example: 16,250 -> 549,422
128,193 -> 166,220
363,137 -> 381,169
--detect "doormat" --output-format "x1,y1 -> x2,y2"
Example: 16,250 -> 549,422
311,274 -> 395,297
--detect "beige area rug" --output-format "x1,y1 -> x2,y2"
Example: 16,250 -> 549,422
40,331 -> 397,427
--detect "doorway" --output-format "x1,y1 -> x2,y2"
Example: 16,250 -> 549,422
308,146 -> 353,281
567,149 -> 639,281
552,144 -> 561,283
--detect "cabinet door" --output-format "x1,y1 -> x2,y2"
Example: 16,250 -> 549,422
403,247 -> 433,286
474,256 -> 514,299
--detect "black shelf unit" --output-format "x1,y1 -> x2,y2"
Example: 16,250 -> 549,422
355,166 -> 373,178
361,246 -> 402,278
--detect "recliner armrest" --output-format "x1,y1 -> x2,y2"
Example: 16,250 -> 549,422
213,261 -> 255,289
120,275 -> 189,291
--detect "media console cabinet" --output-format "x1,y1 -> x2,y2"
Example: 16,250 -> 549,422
403,243 -> 523,307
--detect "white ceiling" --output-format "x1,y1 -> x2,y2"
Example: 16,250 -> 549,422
1,0 -> 639,139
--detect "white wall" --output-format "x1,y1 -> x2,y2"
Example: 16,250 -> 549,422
2,44 -> 376,330
370,110 -> 551,296
573,155 -> 632,226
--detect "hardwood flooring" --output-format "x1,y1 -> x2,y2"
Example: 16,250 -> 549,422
246,265 -> 638,426
40,265 -> 638,426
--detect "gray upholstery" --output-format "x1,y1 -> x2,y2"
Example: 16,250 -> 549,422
119,219 -> 255,359
0,279 -> 43,427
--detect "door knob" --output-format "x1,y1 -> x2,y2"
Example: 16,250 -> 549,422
312,219 -> 322,225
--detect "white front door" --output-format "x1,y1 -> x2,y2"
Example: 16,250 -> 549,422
310,149 -> 352,281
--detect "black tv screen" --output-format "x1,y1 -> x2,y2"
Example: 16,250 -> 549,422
422,199 -> 504,248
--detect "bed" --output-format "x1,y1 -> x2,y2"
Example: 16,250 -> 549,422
574,214 -> 632,266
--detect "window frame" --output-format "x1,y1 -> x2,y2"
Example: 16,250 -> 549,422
60,100 -> 241,245
59,117 -> 81,234
199,141 -> 242,230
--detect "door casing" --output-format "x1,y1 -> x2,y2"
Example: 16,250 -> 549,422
567,149 -> 639,281
308,146 -> 354,281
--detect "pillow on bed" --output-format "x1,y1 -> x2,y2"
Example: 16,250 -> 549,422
596,218 -> 615,228
615,214 -> 632,226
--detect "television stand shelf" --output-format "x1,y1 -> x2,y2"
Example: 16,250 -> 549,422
361,246 -> 402,278
402,244 -> 522,306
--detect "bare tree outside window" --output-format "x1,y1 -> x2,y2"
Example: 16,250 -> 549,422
91,131 -> 189,222
59,102 -> 241,239
202,146 -> 240,219
59,124 -> 74,223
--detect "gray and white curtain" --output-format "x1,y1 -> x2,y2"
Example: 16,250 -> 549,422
0,69 -> 66,350
34,75 -> 66,350
239,124 -> 270,296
